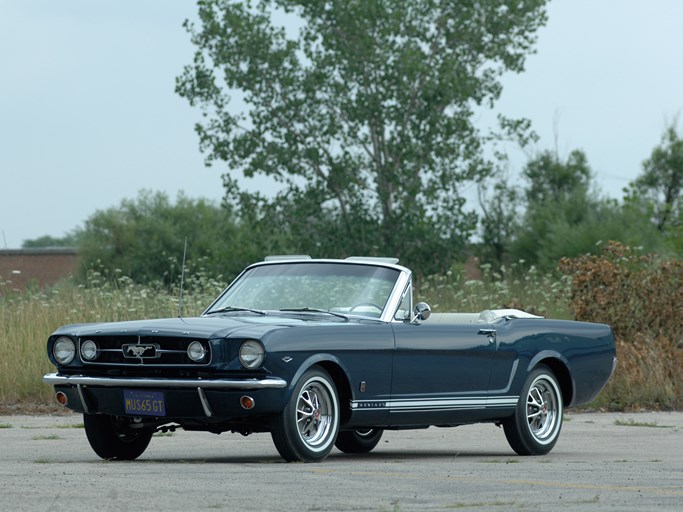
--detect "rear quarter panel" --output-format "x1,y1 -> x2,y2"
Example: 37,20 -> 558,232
494,319 -> 616,407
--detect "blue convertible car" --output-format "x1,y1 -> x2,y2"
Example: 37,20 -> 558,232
44,257 -> 616,462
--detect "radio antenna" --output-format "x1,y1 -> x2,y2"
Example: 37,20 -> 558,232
178,237 -> 188,318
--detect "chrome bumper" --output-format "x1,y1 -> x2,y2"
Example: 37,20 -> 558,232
43,373 -> 287,390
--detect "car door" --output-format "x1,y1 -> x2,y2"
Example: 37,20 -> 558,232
387,320 -> 498,425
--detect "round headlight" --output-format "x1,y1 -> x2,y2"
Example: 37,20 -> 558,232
80,340 -> 98,361
187,341 -> 208,362
53,336 -> 76,365
239,340 -> 265,369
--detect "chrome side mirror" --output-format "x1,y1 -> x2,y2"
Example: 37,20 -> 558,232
411,302 -> 431,324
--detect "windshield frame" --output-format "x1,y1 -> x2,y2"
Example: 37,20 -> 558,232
203,259 -> 412,323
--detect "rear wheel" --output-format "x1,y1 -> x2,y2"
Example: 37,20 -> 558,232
83,414 -> 153,460
503,365 -> 563,455
335,428 -> 384,453
271,367 -> 340,462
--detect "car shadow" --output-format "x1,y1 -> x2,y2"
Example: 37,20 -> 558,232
86,449 -> 518,465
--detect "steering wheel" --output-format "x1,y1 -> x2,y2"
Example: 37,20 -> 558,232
349,302 -> 383,314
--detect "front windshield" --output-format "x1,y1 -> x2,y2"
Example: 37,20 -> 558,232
207,262 -> 401,318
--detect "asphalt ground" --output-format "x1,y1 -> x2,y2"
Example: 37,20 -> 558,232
1,411 -> 682,512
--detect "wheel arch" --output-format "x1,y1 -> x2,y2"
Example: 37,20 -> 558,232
316,361 -> 353,427
288,354 -> 353,426
529,355 -> 574,408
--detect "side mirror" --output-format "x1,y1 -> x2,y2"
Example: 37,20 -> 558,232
411,302 -> 431,324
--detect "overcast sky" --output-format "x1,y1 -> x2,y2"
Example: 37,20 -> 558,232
1,0 -> 682,248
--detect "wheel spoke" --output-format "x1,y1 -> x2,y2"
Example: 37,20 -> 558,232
297,386 -> 322,439
297,408 -> 314,420
300,391 -> 315,410
527,410 -> 543,419
525,378 -> 559,439
529,388 -> 544,408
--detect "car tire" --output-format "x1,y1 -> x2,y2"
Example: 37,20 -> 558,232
335,428 -> 384,454
503,365 -> 563,456
83,413 -> 153,460
271,367 -> 340,462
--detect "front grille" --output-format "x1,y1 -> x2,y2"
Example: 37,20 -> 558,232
79,335 -> 211,367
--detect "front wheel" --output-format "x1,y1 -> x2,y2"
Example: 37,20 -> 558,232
335,428 -> 384,454
271,367 -> 340,462
83,414 -> 153,460
503,366 -> 563,455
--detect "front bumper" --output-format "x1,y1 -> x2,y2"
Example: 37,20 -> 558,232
43,373 -> 287,389
43,373 -> 288,419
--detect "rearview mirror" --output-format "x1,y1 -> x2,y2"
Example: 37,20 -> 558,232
412,302 -> 431,323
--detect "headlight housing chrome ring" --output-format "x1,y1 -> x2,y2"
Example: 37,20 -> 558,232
53,336 -> 76,365
187,341 -> 208,363
239,340 -> 265,369
80,339 -> 98,361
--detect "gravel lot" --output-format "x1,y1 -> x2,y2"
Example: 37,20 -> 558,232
1,411 -> 682,511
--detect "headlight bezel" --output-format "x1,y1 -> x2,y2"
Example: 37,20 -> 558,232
53,336 -> 76,365
80,339 -> 98,361
187,340 -> 208,363
239,340 -> 265,369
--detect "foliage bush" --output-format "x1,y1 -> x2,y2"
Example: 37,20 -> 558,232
416,261 -> 572,319
558,241 -> 682,342
559,242 -> 683,410
3,244 -> 681,411
0,268 -> 227,408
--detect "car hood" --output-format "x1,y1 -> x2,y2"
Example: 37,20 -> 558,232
51,314 -> 359,340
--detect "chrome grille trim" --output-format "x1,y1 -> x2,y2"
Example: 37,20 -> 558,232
78,336 -> 212,367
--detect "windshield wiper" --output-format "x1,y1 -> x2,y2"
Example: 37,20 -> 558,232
206,306 -> 267,316
279,308 -> 349,321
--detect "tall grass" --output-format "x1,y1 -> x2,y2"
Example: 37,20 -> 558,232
2,255 -> 680,411
1,264 -> 570,407
0,269 -> 226,406
416,262 -> 573,319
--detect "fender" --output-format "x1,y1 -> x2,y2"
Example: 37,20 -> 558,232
526,349 -> 576,405
526,349 -> 571,373
285,353 -> 353,397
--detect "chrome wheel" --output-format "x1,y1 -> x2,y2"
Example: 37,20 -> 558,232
296,378 -> 337,449
503,365 -> 563,455
526,375 -> 561,444
271,367 -> 340,462
335,427 -> 384,454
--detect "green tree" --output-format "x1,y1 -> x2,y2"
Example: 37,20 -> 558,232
637,122 -> 683,231
624,122 -> 682,256
535,200 -> 663,269
476,170 -> 521,268
177,0 -> 548,274
511,148 -> 666,270
22,233 -> 81,248
76,191 -> 246,285
522,149 -> 592,205
510,149 -> 595,268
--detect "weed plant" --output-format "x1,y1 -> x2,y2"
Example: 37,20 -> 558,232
416,261 -> 573,319
560,242 -> 683,410
0,267 -> 227,406
2,248 -> 681,411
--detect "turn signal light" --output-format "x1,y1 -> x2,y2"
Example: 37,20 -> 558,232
55,392 -> 68,406
240,396 -> 255,410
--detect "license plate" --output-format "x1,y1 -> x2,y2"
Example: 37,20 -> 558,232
123,389 -> 166,417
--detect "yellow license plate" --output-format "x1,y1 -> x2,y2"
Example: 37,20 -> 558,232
123,390 -> 166,416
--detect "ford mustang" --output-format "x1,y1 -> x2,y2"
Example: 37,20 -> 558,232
43,256 -> 616,462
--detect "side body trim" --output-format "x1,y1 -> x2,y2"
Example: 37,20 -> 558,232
350,395 -> 519,412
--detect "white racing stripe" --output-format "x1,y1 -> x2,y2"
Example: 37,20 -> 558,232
351,395 -> 519,412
